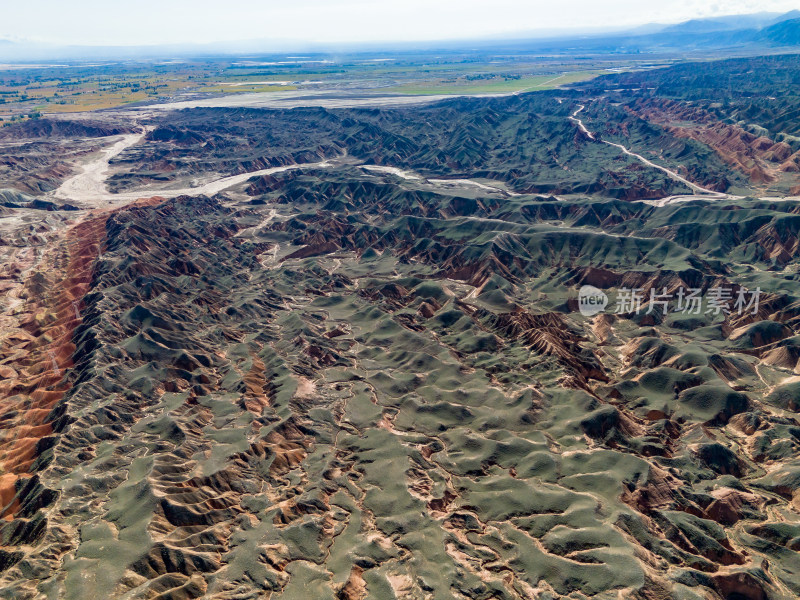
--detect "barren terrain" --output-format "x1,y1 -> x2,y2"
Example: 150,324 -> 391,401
0,53 -> 800,600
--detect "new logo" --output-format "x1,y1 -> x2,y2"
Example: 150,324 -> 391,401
578,285 -> 608,316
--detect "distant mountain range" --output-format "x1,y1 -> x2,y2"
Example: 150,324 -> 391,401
659,11 -> 799,34
656,12 -> 800,48
474,10 -> 800,54
1,10 -> 800,61
761,15 -> 800,46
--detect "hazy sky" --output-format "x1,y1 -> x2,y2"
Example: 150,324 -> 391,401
3,0 -> 799,46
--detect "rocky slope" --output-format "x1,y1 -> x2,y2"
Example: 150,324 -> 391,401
0,54 -> 799,600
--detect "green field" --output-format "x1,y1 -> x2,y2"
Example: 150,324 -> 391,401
0,54 -> 642,120
388,70 -> 612,95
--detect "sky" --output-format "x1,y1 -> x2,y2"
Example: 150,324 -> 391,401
2,0 -> 799,46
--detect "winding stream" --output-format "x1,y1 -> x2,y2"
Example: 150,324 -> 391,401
569,104 -> 800,206
47,106 -> 800,211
